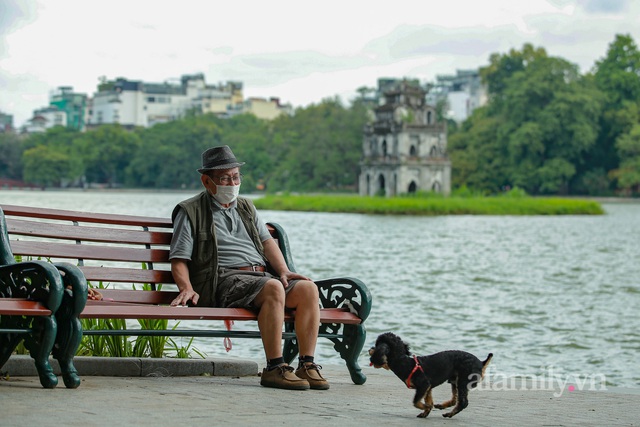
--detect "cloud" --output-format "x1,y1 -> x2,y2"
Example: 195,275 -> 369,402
0,0 -> 38,57
2,0 -> 640,127
364,24 -> 522,60
577,0 -> 629,14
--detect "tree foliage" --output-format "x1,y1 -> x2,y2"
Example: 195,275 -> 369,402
0,132 -> 24,180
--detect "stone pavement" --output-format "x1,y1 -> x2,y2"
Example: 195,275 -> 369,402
1,356 -> 639,427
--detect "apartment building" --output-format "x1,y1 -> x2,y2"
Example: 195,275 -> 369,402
23,106 -> 67,133
49,86 -> 88,131
426,69 -> 487,123
87,74 -> 290,128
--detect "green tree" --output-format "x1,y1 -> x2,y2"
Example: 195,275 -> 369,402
0,132 -> 24,180
268,98 -> 368,192
480,43 -> 548,110
126,114 -> 221,188
22,145 -> 75,187
591,34 -> 640,190
610,123 -> 640,194
454,43 -> 605,195
448,106 -> 509,193
20,126 -> 84,187
76,124 -> 141,187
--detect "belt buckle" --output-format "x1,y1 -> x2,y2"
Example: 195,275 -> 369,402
251,265 -> 259,271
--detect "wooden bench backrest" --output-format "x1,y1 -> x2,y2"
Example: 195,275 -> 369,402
2,204 -> 281,289
2,205 -> 221,290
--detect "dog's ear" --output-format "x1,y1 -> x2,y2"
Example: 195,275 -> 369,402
381,332 -> 412,356
369,342 -> 390,367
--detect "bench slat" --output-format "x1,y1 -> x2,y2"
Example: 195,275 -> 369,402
80,267 -> 174,285
81,303 -> 258,321
81,301 -> 361,324
0,299 -> 52,316
7,218 -> 172,245
99,289 -> 177,304
10,240 -> 170,263
1,204 -> 172,228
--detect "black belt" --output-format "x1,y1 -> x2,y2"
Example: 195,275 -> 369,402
232,265 -> 266,272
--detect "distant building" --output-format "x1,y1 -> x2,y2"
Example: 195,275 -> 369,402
426,69 -> 487,123
88,74 -> 289,128
0,111 -> 13,132
244,97 -> 292,120
23,106 -> 67,133
21,86 -> 87,133
360,79 -> 451,197
192,80 -> 244,118
88,75 -> 202,128
49,86 -> 88,131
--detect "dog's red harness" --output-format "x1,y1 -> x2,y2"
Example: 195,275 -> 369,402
405,355 -> 424,389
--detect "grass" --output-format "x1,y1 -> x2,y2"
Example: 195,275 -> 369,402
253,193 -> 604,215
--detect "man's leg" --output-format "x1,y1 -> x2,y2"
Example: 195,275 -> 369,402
253,279 -> 286,358
284,280 -> 320,357
285,280 -> 329,390
254,279 -> 310,390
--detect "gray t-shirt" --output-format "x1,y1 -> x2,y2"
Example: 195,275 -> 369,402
169,196 -> 272,267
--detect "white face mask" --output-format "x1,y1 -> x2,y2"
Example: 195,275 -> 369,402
212,183 -> 240,205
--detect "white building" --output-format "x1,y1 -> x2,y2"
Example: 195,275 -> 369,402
23,106 -> 67,133
89,75 -> 202,128
426,69 -> 487,123
88,74 -> 290,128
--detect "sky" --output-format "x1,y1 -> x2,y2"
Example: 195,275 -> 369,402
1,0 -> 639,128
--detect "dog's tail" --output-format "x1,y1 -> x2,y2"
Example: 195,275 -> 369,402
481,353 -> 493,379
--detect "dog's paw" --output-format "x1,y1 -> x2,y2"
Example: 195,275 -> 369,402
417,410 -> 431,418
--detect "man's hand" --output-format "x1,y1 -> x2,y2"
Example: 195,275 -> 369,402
170,289 -> 199,306
279,271 -> 311,288
170,259 -> 199,306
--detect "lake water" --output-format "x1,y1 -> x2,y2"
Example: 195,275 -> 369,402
2,189 -> 639,388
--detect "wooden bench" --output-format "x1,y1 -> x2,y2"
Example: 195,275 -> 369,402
1,206 -> 86,389
1,203 -> 372,384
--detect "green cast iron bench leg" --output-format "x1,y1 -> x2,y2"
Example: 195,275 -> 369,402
52,263 -> 88,389
0,261 -> 64,388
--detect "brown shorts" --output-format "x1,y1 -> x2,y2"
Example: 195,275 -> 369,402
216,268 -> 299,308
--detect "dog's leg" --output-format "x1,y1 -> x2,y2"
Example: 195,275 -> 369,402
434,383 -> 457,409
416,387 -> 433,418
442,383 -> 469,418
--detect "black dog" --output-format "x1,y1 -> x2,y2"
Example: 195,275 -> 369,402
369,332 -> 493,418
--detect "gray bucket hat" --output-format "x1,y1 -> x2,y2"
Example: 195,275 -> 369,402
197,145 -> 245,174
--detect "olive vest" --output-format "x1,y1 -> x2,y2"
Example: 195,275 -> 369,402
171,191 -> 265,307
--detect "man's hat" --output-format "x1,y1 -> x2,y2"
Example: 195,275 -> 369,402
197,145 -> 245,173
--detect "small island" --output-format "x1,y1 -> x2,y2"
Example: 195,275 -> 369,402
253,194 -> 604,216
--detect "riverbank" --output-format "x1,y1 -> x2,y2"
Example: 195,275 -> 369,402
2,358 -> 638,427
253,194 -> 605,215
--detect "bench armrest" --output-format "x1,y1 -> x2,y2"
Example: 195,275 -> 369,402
0,261 -> 64,311
266,222 -> 297,272
315,277 -> 372,322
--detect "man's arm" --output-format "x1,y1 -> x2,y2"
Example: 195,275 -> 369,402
170,259 -> 200,306
262,238 -> 311,288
